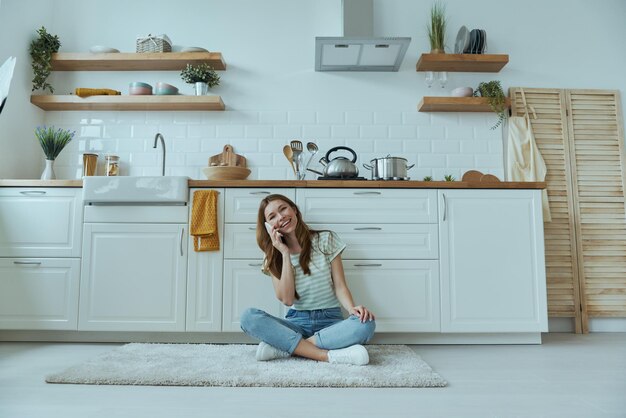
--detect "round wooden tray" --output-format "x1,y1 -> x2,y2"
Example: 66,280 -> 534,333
202,166 -> 251,180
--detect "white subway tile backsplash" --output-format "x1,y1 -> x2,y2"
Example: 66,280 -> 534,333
389,125 -> 416,139
418,126 -> 445,140
259,111 -> 288,124
360,125 -> 387,139
245,125 -> 273,139
303,125 -> 331,139
346,111 -> 373,125
316,111 -> 345,125
288,111 -> 316,125
273,125 -> 302,139
433,140 -> 460,154
216,125 -> 245,138
45,108 -> 505,181
374,111 -> 402,125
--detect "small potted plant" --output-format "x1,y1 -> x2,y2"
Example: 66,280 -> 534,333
180,63 -> 220,95
29,27 -> 61,93
444,174 -> 456,181
427,1 -> 447,53
35,126 -> 75,180
474,80 -> 508,129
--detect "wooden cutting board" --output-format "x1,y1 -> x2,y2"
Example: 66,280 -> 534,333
208,145 -> 247,167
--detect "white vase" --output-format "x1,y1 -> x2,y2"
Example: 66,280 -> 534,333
194,82 -> 208,96
40,159 -> 56,180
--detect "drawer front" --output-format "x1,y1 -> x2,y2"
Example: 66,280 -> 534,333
0,258 -> 80,330
225,188 -> 296,223
0,188 -> 82,257
309,224 -> 438,260
224,224 -> 264,259
343,260 -> 440,332
296,189 -> 437,224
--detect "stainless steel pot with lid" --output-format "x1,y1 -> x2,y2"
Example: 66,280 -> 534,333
363,155 -> 415,179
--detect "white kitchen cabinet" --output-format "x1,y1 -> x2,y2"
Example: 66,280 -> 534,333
344,260 -> 440,332
296,188 -> 437,224
225,188 -> 296,223
79,223 -> 187,331
0,258 -> 80,330
0,188 -> 82,258
222,259 -> 284,331
438,189 -> 548,333
186,188 -> 224,332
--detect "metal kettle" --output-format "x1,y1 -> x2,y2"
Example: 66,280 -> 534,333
316,146 -> 359,178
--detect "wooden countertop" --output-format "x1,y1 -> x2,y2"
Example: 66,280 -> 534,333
0,179 -> 546,189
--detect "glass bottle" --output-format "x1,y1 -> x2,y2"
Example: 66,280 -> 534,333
105,154 -> 120,176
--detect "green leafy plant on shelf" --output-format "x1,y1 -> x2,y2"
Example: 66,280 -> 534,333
444,174 -> 456,181
29,27 -> 61,93
427,1 -> 447,53
422,176 -> 433,181
180,63 -> 220,87
473,80 -> 507,129
35,126 -> 75,160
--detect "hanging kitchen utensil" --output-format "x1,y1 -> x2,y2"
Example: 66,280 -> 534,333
283,145 -> 296,175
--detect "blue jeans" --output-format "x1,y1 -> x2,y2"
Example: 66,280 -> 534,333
240,307 -> 376,354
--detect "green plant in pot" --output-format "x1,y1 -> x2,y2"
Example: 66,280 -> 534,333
35,126 -> 75,180
474,80 -> 508,129
29,27 -> 61,93
427,1 -> 447,53
180,63 -> 220,96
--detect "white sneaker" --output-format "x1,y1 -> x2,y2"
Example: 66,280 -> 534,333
327,344 -> 369,366
255,342 -> 290,361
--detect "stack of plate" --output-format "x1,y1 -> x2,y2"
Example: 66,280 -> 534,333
454,26 -> 487,54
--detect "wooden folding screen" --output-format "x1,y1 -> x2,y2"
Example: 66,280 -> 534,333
510,88 -> 626,333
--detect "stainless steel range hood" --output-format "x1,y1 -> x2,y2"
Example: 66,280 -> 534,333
315,0 -> 411,72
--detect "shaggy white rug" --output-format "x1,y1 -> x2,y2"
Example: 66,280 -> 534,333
46,344 -> 447,388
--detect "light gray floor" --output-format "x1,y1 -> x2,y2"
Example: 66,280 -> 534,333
1,333 -> 624,418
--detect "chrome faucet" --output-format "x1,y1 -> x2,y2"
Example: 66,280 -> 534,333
153,133 -> 166,176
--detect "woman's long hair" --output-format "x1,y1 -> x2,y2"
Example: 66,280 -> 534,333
257,194 -> 316,282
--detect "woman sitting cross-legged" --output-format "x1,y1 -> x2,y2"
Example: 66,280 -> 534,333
240,194 -> 376,365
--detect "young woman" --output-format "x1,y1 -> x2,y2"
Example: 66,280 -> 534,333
240,194 -> 376,365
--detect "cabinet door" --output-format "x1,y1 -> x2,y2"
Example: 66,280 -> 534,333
186,188 -> 224,332
0,258 -> 80,330
296,189 -> 437,224
225,188 -> 296,223
222,260 -> 284,331
223,224 -> 264,259
79,223 -> 187,331
438,190 -> 548,332
344,260 -> 440,332
0,188 -> 82,257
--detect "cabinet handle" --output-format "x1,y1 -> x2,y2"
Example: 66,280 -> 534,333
248,227 -> 257,231
248,263 -> 263,267
353,191 -> 381,195
19,191 -> 46,196
13,261 -> 42,265
180,228 -> 184,256
353,263 -> 382,267
442,193 -> 447,221
353,227 -> 382,231
249,191 -> 270,195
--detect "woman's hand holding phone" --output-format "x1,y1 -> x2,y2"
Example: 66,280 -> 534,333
265,222 -> 288,254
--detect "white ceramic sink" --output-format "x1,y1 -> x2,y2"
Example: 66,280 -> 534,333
83,176 -> 189,204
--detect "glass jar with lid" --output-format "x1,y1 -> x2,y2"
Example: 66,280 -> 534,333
104,154 -> 120,176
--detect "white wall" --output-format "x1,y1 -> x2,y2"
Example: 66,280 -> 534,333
0,0 -> 624,179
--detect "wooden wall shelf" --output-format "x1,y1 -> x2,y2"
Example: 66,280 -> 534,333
51,52 -> 226,71
31,95 -> 225,111
416,54 -> 509,72
418,96 -> 511,112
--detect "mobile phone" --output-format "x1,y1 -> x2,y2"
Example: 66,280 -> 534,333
264,222 -> 272,234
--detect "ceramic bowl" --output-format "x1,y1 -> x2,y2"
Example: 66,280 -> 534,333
89,45 -> 120,53
129,82 -> 152,95
202,166 -> 251,180
451,87 -> 474,97
154,82 -> 179,95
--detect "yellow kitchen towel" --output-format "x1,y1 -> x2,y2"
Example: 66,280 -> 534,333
507,88 -> 551,221
75,88 -> 121,98
190,190 -> 219,251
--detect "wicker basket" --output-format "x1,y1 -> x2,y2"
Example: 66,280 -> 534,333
136,34 -> 172,53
